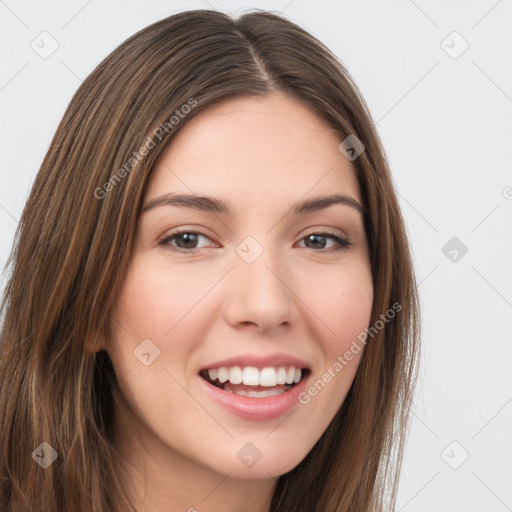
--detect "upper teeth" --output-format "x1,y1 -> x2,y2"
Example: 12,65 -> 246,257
207,366 -> 302,386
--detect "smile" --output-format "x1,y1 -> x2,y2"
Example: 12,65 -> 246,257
200,365 -> 306,396
198,361 -> 311,420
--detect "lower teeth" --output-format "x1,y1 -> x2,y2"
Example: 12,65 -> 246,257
223,388 -> 287,398
200,371 -> 297,398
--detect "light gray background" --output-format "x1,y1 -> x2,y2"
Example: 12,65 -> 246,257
1,1 -> 511,510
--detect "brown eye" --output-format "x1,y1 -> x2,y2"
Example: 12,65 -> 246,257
159,230 -> 214,253
299,232 -> 352,251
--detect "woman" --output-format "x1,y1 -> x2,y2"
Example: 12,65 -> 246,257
0,9 -> 420,512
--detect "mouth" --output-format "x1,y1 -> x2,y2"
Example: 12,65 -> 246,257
199,366 -> 311,398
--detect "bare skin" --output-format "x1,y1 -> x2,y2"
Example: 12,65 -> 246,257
103,90 -> 373,512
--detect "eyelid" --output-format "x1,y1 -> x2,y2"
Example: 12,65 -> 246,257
157,228 -> 218,251
298,229 -> 353,250
157,227 -> 353,253
301,227 -> 348,240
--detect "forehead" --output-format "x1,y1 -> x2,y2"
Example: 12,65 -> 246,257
145,91 -> 361,210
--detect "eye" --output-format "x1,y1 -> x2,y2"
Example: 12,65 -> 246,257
297,231 -> 352,252
158,229 -> 216,254
158,229 -> 352,254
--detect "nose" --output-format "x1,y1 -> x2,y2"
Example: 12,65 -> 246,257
223,241 -> 297,333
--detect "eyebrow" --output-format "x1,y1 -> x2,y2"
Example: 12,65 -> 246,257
141,192 -> 366,217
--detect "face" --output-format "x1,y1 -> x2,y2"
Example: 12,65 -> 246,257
106,91 -> 373,482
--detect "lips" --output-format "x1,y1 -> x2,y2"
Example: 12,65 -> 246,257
197,353 -> 311,420
198,353 -> 311,374
198,353 -> 310,392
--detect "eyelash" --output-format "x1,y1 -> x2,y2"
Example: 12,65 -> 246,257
157,229 -> 353,254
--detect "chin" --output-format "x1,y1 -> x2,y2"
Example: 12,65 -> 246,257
201,439 -> 311,480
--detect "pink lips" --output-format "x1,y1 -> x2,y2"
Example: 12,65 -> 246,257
197,353 -> 311,421
198,374 -> 309,420
199,352 -> 311,371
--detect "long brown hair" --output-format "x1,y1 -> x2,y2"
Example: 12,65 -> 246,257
0,9 -> 420,511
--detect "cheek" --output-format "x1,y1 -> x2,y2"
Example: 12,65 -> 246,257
328,281 -> 373,352
298,261 -> 373,406
106,262 -> 208,440
294,268 -> 372,427
111,259 -> 214,340
106,258 -> 221,394
303,261 -> 374,348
